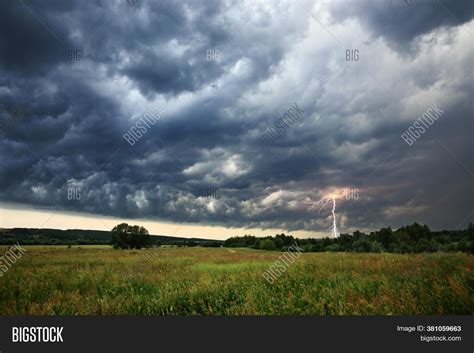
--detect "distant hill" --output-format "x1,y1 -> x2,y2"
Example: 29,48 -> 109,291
0,228 -> 222,246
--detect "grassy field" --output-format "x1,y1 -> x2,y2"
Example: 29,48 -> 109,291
0,246 -> 472,315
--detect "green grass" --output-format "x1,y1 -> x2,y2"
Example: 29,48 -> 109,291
0,246 -> 472,315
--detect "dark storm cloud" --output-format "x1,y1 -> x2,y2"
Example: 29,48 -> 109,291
0,1 -> 65,75
328,0 -> 474,50
0,0 -> 472,234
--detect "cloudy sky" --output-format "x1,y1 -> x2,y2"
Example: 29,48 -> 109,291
0,0 -> 472,239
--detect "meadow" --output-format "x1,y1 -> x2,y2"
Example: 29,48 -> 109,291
0,246 -> 472,315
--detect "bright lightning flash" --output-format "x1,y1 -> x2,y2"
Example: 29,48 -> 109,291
304,190 -> 345,238
330,195 -> 339,238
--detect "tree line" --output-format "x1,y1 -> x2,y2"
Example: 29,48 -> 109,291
110,223 -> 221,249
223,223 -> 474,254
3,222 -> 472,253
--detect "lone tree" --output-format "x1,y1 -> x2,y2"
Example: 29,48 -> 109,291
111,223 -> 150,249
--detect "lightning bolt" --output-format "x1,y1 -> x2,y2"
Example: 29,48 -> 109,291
304,192 -> 342,238
330,195 -> 339,238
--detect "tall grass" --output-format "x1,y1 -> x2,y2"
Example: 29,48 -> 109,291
0,246 -> 472,315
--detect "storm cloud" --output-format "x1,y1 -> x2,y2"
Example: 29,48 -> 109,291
0,0 -> 472,234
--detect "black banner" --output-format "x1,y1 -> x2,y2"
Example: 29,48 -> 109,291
0,316 -> 472,353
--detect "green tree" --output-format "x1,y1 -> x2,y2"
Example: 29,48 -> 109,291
353,238 -> 371,252
258,238 -> 276,250
377,227 -> 394,250
111,223 -> 150,249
